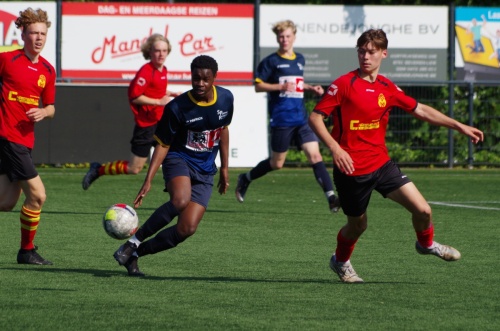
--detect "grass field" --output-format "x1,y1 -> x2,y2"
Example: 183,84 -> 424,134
1,168 -> 499,330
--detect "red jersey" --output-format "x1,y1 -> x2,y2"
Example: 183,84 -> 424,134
128,62 -> 168,127
314,70 -> 417,176
0,49 -> 56,149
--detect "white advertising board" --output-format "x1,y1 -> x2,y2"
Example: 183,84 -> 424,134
0,2 -> 57,65
260,5 -> 449,81
61,3 -> 254,82
260,5 -> 448,48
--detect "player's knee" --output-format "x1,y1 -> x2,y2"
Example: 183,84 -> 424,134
177,223 -> 198,237
308,153 -> 323,164
171,196 -> 190,211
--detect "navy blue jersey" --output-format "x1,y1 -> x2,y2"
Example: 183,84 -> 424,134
155,86 -> 234,175
255,52 -> 307,127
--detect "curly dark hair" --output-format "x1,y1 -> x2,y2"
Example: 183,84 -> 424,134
191,55 -> 218,76
15,7 -> 51,31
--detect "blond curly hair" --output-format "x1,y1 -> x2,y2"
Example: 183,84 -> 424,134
15,7 -> 51,31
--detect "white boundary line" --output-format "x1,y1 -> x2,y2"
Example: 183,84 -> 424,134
428,201 -> 500,211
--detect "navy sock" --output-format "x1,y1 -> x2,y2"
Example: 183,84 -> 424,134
137,226 -> 185,257
134,201 -> 179,242
249,158 -> 273,181
312,161 -> 334,193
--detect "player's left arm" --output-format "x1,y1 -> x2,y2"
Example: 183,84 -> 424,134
26,104 -> 55,122
303,83 -> 324,97
413,102 -> 484,144
217,126 -> 230,195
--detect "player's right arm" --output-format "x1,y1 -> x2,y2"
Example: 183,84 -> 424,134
131,94 -> 170,107
309,111 -> 354,175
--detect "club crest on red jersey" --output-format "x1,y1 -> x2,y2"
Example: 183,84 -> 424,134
38,75 -> 46,88
378,93 -> 386,107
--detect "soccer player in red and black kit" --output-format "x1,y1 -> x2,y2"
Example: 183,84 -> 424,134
309,29 -> 484,283
82,34 -> 180,190
0,8 -> 56,265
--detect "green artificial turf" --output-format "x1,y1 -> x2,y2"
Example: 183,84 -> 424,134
1,168 -> 498,330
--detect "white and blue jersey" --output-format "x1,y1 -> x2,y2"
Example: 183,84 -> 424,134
255,52 -> 307,127
155,86 -> 234,175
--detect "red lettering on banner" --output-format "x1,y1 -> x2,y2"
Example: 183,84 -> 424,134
91,28 -> 166,64
179,33 -> 216,56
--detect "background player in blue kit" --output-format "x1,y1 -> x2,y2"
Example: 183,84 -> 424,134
113,55 -> 233,276
235,20 -> 339,213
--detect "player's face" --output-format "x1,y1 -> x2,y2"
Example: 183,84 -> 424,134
277,28 -> 296,53
21,22 -> 48,59
357,42 -> 387,75
191,68 -> 215,102
150,40 -> 169,69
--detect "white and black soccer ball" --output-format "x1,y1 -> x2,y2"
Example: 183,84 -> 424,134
102,204 -> 139,240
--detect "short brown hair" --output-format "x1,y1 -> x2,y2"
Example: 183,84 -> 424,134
15,7 -> 51,31
356,29 -> 388,50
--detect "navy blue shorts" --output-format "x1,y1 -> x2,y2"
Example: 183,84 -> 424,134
130,124 -> 157,157
0,139 -> 38,181
162,157 -> 214,208
270,124 -> 318,153
334,160 -> 412,217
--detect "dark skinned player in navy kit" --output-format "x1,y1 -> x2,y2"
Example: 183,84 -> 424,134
113,55 -> 233,276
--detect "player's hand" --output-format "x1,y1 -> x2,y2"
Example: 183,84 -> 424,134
26,107 -> 47,123
312,85 -> 324,96
460,125 -> 484,144
158,95 -> 171,106
333,148 -> 355,175
134,181 -> 152,208
280,82 -> 296,92
217,168 -> 229,195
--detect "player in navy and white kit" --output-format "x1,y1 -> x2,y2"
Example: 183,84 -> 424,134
113,55 -> 233,276
235,20 -> 340,213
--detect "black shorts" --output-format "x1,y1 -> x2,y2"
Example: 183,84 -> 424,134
162,157 -> 214,209
334,160 -> 411,217
0,139 -> 38,181
270,124 -> 318,153
130,124 -> 158,158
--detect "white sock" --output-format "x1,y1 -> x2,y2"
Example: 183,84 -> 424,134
128,235 -> 141,247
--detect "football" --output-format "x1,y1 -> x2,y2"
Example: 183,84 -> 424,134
102,204 -> 139,240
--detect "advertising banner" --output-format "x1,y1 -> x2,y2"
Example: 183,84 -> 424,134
455,7 -> 500,81
0,2 -> 57,65
61,2 -> 254,82
260,5 -> 448,82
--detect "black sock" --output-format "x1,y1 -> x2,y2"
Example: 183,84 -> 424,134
137,226 -> 185,257
134,201 -> 179,242
312,161 -> 334,193
249,158 -> 273,181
